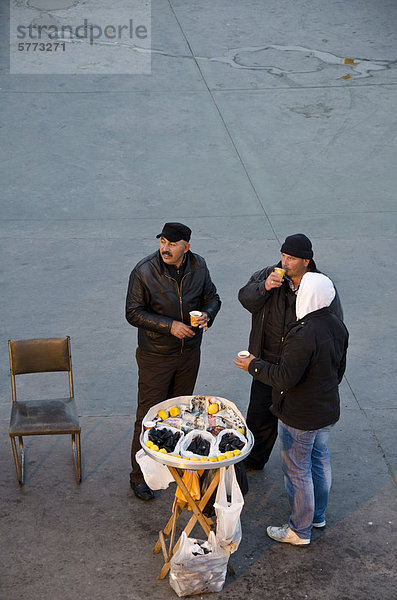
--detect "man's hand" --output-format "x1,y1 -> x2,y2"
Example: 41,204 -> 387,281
265,272 -> 284,291
170,321 -> 195,339
233,353 -> 256,371
195,312 -> 209,332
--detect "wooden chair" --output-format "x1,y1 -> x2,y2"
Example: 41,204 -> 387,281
8,336 -> 82,485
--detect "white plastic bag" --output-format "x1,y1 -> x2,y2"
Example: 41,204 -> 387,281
213,465 -> 244,553
135,449 -> 174,490
169,531 -> 230,597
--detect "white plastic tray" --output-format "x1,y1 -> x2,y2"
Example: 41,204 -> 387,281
140,395 -> 253,470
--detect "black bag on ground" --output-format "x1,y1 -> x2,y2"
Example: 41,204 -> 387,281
200,462 -> 248,518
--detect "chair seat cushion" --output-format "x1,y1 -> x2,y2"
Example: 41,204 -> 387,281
9,398 -> 80,436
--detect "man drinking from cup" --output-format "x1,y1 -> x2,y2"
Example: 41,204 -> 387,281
238,233 -> 343,471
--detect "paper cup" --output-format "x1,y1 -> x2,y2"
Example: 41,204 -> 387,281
189,311 -> 202,327
274,267 -> 286,279
238,350 -> 250,359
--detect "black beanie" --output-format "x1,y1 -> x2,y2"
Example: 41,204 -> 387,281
280,233 -> 313,259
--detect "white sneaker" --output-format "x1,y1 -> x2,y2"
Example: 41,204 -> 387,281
267,524 -> 310,545
312,520 -> 326,528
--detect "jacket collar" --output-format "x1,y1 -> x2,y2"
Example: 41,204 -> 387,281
289,306 -> 331,330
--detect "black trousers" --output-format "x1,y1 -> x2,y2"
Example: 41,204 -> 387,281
130,346 -> 200,483
245,378 -> 278,469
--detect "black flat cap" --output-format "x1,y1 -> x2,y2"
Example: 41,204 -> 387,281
156,222 -> 191,242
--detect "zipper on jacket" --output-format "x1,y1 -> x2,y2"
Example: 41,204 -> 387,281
164,271 -> 191,354
178,272 -> 190,354
259,311 -> 265,359
278,286 -> 288,356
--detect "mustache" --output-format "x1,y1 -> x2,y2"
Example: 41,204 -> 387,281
162,251 -> 172,257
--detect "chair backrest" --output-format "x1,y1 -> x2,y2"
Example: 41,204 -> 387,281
8,337 -> 73,401
9,337 -> 71,374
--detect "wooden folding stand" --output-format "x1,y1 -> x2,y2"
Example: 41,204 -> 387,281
153,466 -> 221,579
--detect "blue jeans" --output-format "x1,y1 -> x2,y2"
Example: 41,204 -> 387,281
278,420 -> 333,539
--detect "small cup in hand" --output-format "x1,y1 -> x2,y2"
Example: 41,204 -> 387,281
274,267 -> 286,280
189,311 -> 203,327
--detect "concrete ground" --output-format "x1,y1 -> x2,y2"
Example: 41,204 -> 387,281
1,1 -> 396,599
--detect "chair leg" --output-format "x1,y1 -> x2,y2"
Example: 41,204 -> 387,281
10,436 -> 24,485
72,433 -> 82,483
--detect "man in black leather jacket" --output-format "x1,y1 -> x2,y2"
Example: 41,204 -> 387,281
126,222 -> 221,499
238,233 -> 343,470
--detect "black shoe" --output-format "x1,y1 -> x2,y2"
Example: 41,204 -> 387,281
130,481 -> 155,501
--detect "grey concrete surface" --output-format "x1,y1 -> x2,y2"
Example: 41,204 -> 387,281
0,1 -> 396,599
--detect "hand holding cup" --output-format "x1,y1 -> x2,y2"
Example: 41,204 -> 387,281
265,267 -> 285,291
233,350 -> 255,371
274,267 -> 286,280
190,311 -> 209,331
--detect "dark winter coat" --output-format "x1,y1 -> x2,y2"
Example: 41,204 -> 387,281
248,307 -> 349,430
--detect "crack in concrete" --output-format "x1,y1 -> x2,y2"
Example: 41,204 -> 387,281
30,34 -> 395,81
204,44 -> 394,80
25,0 -> 80,10
344,375 -> 397,486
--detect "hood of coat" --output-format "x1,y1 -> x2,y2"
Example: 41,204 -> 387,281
296,272 -> 335,320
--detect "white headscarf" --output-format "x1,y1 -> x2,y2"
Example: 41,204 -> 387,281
296,272 -> 335,320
